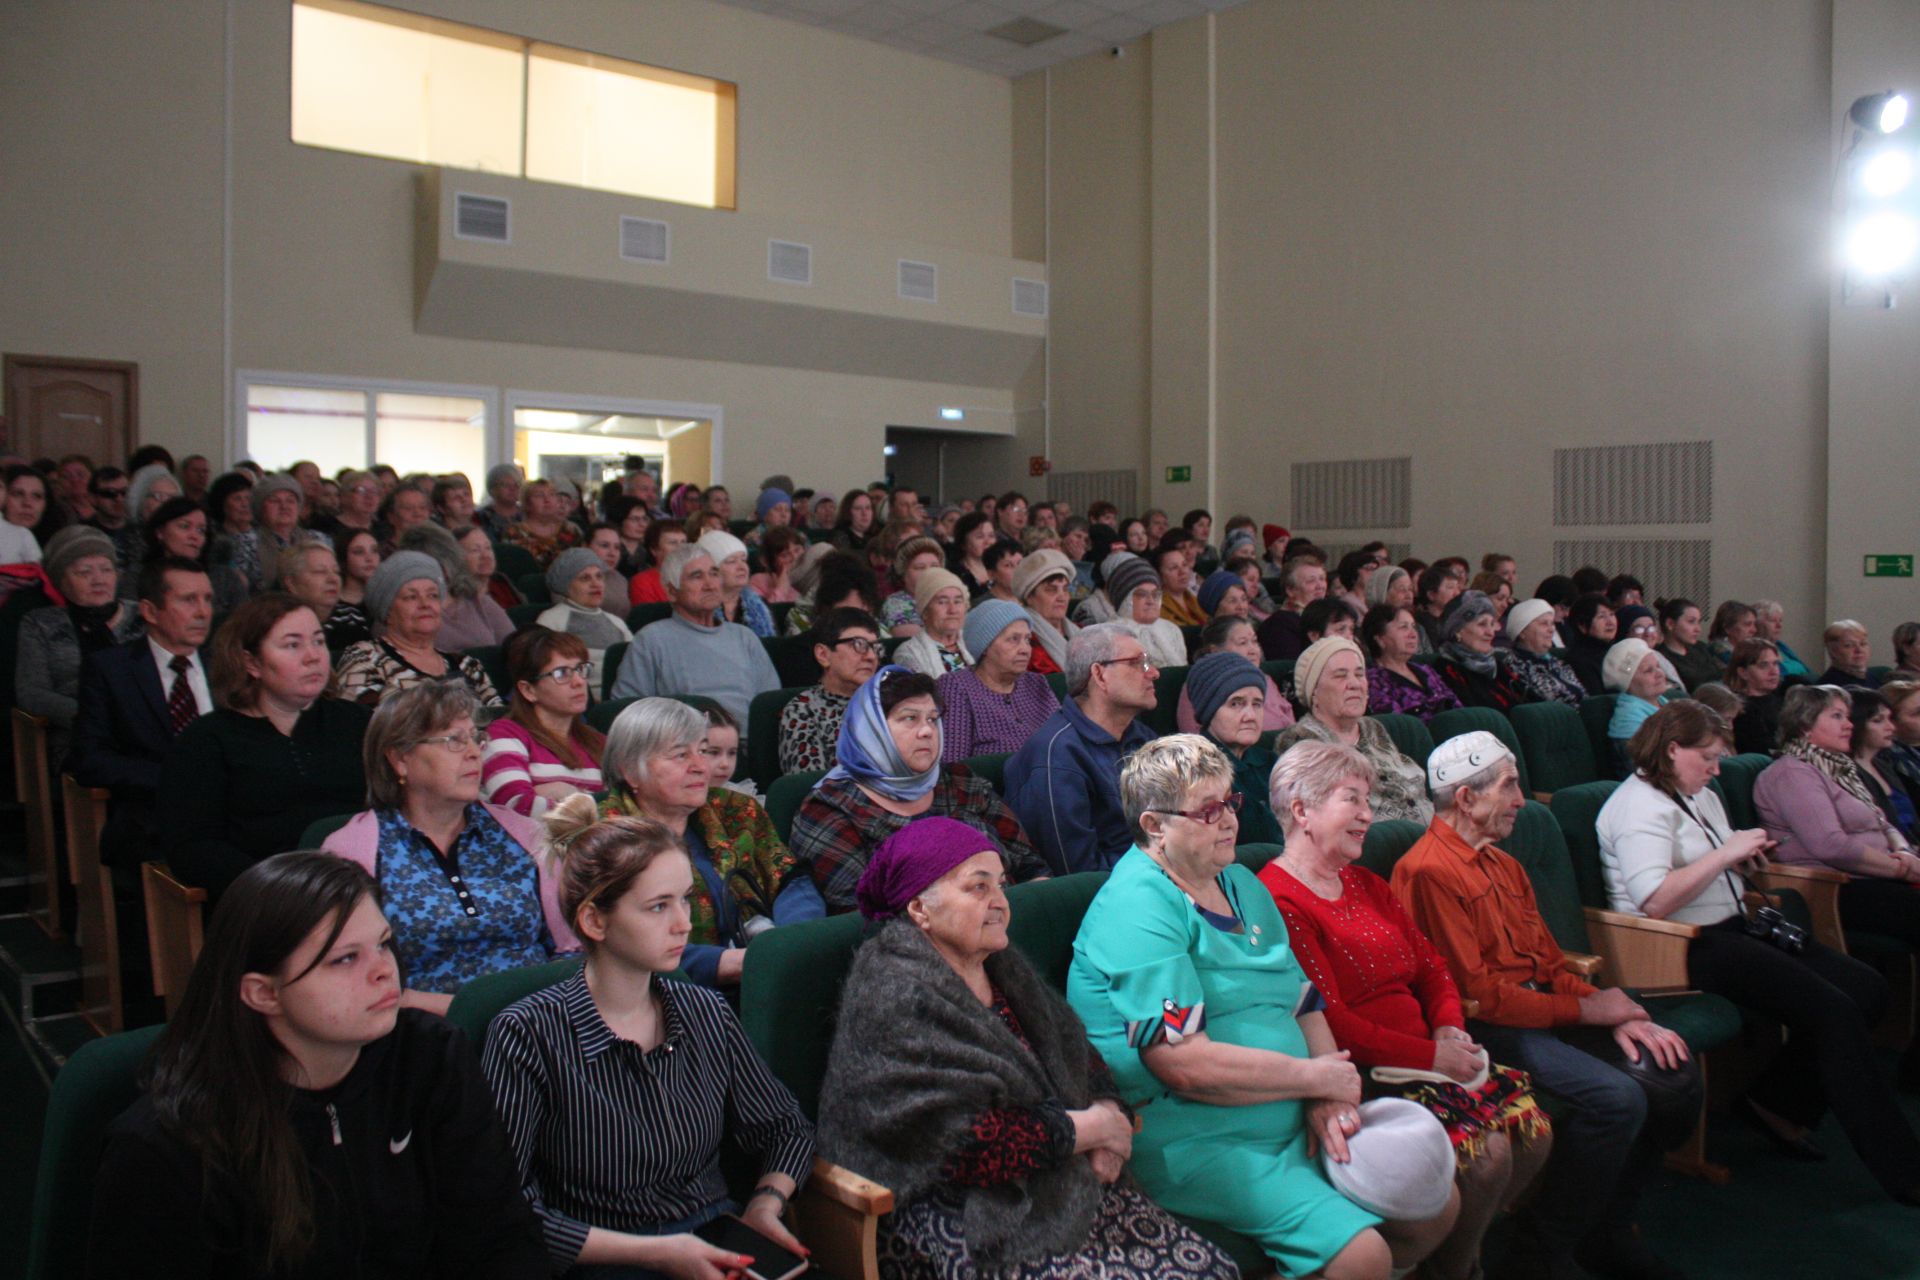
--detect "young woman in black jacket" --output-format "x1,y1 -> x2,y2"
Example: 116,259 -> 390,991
88,853 -> 547,1279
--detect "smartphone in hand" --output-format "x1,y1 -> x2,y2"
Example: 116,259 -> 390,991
695,1214 -> 809,1280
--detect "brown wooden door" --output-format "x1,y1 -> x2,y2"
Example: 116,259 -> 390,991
3,354 -> 138,466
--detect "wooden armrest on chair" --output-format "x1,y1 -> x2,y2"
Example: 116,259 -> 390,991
1561,952 -> 1604,978
1582,909 -> 1699,992
1461,998 -> 1481,1019
1750,862 -> 1849,954
142,861 -> 208,1016
1531,790 -> 1555,804
791,1158 -> 894,1280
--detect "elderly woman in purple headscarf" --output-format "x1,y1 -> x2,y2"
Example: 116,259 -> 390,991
814,818 -> 1239,1280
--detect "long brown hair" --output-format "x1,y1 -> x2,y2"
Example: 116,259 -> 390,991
503,627 -> 605,770
543,794 -> 684,942
1627,700 -> 1730,798
144,853 -> 378,1271
209,592 -> 324,711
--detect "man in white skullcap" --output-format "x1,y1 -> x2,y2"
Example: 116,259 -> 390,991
1391,732 -> 1696,1280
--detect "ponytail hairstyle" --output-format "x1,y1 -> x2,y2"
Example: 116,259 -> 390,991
143,853 -> 378,1273
543,793 -> 686,943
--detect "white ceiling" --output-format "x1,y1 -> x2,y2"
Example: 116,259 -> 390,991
713,0 -> 1249,77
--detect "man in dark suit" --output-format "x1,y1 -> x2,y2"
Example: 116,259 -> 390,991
70,556 -> 215,868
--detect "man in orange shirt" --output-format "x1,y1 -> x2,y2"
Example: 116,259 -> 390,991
1393,732 -> 1695,1280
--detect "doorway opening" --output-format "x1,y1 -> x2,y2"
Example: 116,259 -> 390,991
884,425 -> 1026,507
506,393 -> 721,503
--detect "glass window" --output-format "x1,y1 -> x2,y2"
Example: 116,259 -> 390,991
244,385 -> 366,475
375,392 -> 487,487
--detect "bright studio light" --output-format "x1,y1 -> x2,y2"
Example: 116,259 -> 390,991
1851,91 -> 1911,134
1859,147 -> 1915,197
1844,211 -> 1920,277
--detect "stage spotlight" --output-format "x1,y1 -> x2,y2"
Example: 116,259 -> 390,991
1850,91 -> 1911,134
1859,146 -> 1915,198
1844,211 -> 1919,278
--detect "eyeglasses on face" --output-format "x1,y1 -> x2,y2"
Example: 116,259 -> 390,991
533,662 -> 596,685
1094,653 -> 1156,674
829,636 -> 879,655
92,487 -> 128,499
415,729 -> 488,753
1149,793 -> 1245,825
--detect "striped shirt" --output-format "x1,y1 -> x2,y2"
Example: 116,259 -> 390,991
481,967 -> 815,1265
482,718 -> 604,818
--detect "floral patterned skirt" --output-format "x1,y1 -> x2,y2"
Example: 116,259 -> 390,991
878,1183 -> 1240,1280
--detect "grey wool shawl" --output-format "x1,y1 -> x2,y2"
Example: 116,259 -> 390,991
816,921 -> 1104,1267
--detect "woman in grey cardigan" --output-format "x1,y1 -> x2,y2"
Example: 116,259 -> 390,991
816,818 -> 1236,1280
15,525 -> 141,760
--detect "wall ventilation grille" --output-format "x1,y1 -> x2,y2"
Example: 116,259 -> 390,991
898,260 -> 938,302
619,216 -> 669,263
1553,442 -> 1711,526
1315,540 -> 1413,566
1290,457 -> 1412,530
768,240 -> 813,285
1554,539 -> 1712,605
1049,469 -> 1136,522
1012,278 -> 1049,317
453,193 -> 510,243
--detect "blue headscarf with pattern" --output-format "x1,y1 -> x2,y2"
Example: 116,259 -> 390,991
823,664 -> 943,803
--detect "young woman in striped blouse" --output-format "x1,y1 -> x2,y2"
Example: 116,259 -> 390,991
482,627 -> 606,818
483,796 -> 816,1275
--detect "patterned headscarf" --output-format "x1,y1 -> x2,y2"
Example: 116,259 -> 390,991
824,665 -> 942,803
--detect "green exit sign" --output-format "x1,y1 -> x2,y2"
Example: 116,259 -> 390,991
1865,555 -> 1914,578
1165,465 -> 1192,483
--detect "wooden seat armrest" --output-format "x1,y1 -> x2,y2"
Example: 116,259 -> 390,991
1750,863 -> 1848,953
1461,998 -> 1481,1019
1582,909 -> 1697,991
1561,952 -> 1604,978
1584,909 -> 1700,939
144,861 -> 208,903
801,1158 -> 893,1215
1753,862 -> 1849,885
1531,791 -> 1555,804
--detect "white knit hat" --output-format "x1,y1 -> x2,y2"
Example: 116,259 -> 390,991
1603,638 -> 1655,694
1425,730 -> 1514,793
696,529 -> 749,565
1322,1098 -> 1456,1220
1504,597 -> 1555,643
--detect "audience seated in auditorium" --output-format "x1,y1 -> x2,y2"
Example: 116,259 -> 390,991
936,599 -> 1059,762
1068,735 -> 1456,1280
699,528 -> 774,638
1364,604 -> 1462,724
320,683 -> 580,1014
1468,571 -> 1514,629
612,543 -> 779,733
70,556 -> 214,868
397,522 -> 514,650
473,463 -> 523,539
1745,598 -> 1810,681
1706,600 -> 1758,664
817,816 -> 1238,1280
1422,591 -> 1530,714
981,538 -> 1024,604
1015,548 -> 1080,677
1004,625 -> 1159,874
1195,566 -> 1248,621
335,552 -> 503,708
827,487 -> 878,553
1153,542 -> 1206,629
1261,741 -> 1551,1280
1653,598 -> 1720,693
1185,652 -> 1284,845
1112,553 -> 1189,669
482,627 -> 605,818
1413,565 -> 1461,653
782,549 -> 877,638
778,607 -> 879,774
792,667 -> 1044,913
279,541 -> 364,656
85,465 -> 138,564
1278,636 -> 1433,824
1602,639 -> 1671,777
1614,604 -> 1681,689
1725,638 -> 1786,756
1563,594 -> 1617,696
749,524 -> 806,606
876,534 -> 945,637
500,477 -> 581,569
893,566 -> 970,676
579,523 -> 629,606
1598,701 -> 1920,1199
599,698 -> 819,985
1366,562 -> 1416,615
1394,733 -> 1698,1280
1257,554 -> 1330,661
1176,614 -> 1294,734
138,495 -> 247,613
1818,618 -> 1880,688
1,465 -> 53,566
15,526 -> 141,759
950,510 -> 997,598
332,524 -> 382,624
534,546 -> 632,669
226,473 -> 311,593
1881,681 -> 1920,802
1332,549 -> 1377,617
626,517 -> 686,606
90,853 -> 546,1277
1502,598 -> 1586,707
481,801 -> 815,1273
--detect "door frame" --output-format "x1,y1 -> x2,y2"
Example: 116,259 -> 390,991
3,353 -> 140,458
501,389 -> 724,483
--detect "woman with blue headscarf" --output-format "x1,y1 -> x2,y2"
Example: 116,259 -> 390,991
789,665 -> 1050,912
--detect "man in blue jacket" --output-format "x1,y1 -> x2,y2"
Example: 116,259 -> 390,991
1006,623 -> 1160,873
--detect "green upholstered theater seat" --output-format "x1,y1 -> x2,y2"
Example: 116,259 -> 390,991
1710,753 -> 1770,830
600,643 -> 627,698
1358,819 -> 1429,880
1147,665 -> 1188,736
507,602 -> 547,629
515,572 -> 552,604
1579,695 -> 1620,780
298,812 -> 356,849
490,542 -> 540,581
585,696 -> 637,733
463,645 -> 511,704
1234,841 -> 1283,873
958,752 -> 1010,795
1511,700 -> 1601,797
1427,706 -> 1530,795
626,602 -> 674,631
1260,659 -> 1296,692
1045,671 -> 1070,703
1369,713 -> 1435,771
1548,781 -> 1621,910
763,634 -> 823,689
747,687 -> 809,791
445,957 -> 585,1046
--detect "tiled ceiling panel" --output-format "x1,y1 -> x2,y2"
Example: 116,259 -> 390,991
712,0 -> 1249,76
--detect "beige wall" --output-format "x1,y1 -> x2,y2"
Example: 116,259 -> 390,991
2,0 -> 1022,499
1038,0 -> 1841,652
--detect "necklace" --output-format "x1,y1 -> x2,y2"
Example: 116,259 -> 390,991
1277,852 -> 1343,898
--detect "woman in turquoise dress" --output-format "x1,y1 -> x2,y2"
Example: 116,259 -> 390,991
1068,734 -> 1458,1280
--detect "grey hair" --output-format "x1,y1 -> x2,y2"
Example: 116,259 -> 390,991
362,681 -> 482,810
276,539 -> 335,591
1778,683 -> 1848,747
1269,741 -> 1378,835
1432,759 -> 1516,814
1066,622 -> 1133,697
1120,734 -> 1235,842
659,541 -> 714,593
396,521 -> 480,600
485,463 -> 523,492
1751,599 -> 1784,621
602,697 -> 708,798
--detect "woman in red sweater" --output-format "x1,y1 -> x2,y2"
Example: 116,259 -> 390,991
1257,740 -> 1550,1280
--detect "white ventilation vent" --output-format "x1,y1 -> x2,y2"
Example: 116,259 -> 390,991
898,260 -> 938,302
1554,538 -> 1712,605
454,193 -> 510,244
619,216 -> 669,264
1049,469 -> 1136,520
1291,457 -> 1413,530
768,240 -> 813,285
1012,277 -> 1048,317
1554,442 -> 1711,526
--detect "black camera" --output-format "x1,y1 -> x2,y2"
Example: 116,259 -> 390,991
1742,905 -> 1808,954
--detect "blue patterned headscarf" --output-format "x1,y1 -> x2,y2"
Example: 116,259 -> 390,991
824,664 -> 942,803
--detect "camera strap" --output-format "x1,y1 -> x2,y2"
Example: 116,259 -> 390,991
1672,792 -> 1761,920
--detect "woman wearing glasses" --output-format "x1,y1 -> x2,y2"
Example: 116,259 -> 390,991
482,627 -> 606,818
322,681 -> 581,1014
1069,736 -> 1457,1280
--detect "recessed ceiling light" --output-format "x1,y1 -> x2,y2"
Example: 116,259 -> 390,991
987,17 -> 1067,46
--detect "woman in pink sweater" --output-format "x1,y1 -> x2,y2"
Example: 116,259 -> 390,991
482,628 -> 606,817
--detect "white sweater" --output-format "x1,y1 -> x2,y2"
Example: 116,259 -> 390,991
1595,774 -> 1742,926
0,519 -> 41,565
